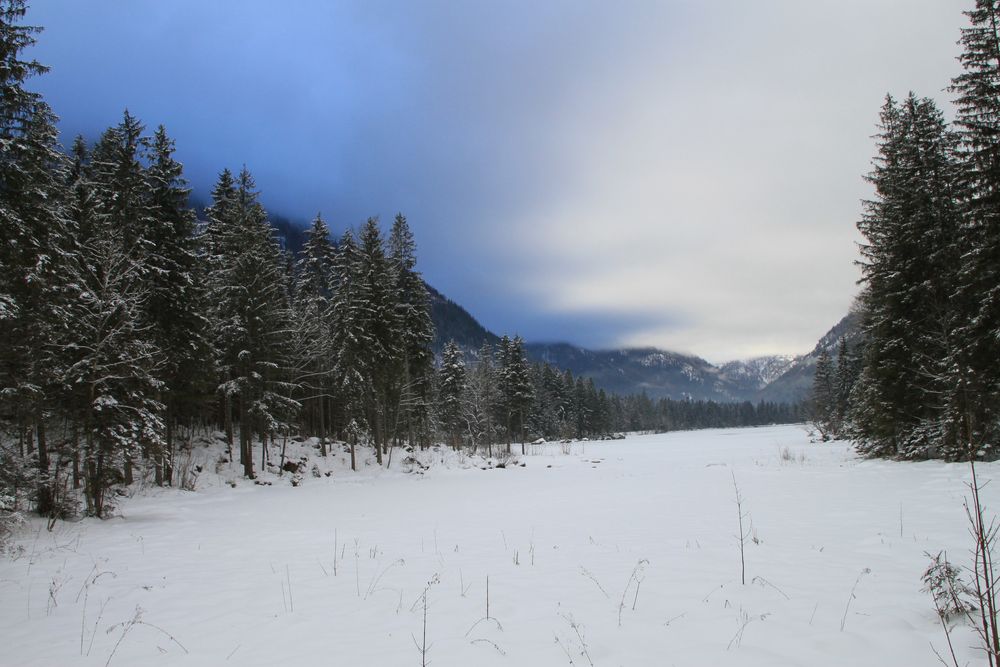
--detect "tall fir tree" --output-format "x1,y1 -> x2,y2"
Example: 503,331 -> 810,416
207,167 -> 298,477
811,349 -> 835,440
950,0 -> 1000,449
329,228 -> 369,470
293,214 -> 336,455
64,157 -> 164,516
356,217 -> 399,464
853,94 -> 963,458
436,340 -> 466,448
388,214 -> 435,449
497,335 -> 534,452
0,9 -> 74,512
143,125 -> 212,484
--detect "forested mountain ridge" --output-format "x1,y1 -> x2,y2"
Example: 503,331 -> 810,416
424,277 -> 840,404
427,283 -> 499,354
759,311 -> 862,404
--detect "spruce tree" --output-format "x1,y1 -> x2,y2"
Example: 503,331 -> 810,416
463,342 -> 499,454
497,335 -> 534,452
207,167 -> 298,477
0,0 -> 76,515
143,125 -> 211,484
950,0 -> 1000,449
388,214 -> 435,449
355,217 -> 398,464
437,340 -> 466,448
0,106 -> 73,514
64,174 -> 164,516
853,94 -> 963,458
293,214 -> 336,455
811,349 -> 835,440
329,228 -> 371,469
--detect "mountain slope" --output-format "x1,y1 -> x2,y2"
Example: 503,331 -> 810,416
719,356 -> 796,395
427,283 -> 500,354
527,344 -> 761,402
757,311 -> 863,403
427,283 -> 853,404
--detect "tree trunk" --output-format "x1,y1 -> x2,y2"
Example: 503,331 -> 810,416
123,456 -> 133,486
374,405 -> 384,466
318,392 -> 327,457
279,430 -> 288,475
72,427 -> 80,491
225,393 -> 235,464
520,411 -> 526,455
261,429 -> 267,473
240,392 -> 253,478
156,415 -> 171,486
36,422 -> 53,516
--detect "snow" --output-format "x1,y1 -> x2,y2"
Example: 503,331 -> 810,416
0,424 -> 993,666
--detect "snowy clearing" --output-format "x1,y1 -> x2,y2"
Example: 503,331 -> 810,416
1,424 -> 992,666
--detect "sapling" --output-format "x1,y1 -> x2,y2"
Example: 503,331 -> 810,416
963,455 -> 1000,665
411,574 -> 439,667
732,472 -> 751,584
413,590 -> 431,667
923,551 -> 968,667
921,551 -> 973,619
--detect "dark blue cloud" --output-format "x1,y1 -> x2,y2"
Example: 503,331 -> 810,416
24,0 -> 683,347
21,1 -> 968,358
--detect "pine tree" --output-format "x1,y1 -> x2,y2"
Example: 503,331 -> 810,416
207,167 -> 298,477
853,94 -> 963,458
293,214 -> 336,455
497,335 -> 534,453
0,0 -> 71,515
330,228 -> 369,470
0,103 -> 73,515
355,217 -> 399,465
464,342 -> 499,455
436,340 -> 466,448
63,174 -> 164,516
388,214 -> 435,449
89,110 -> 151,255
0,1 -> 46,152
811,349 -> 835,441
950,0 -> 1000,449
143,125 -> 211,484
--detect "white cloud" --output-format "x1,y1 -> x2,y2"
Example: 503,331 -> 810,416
475,0 -> 966,360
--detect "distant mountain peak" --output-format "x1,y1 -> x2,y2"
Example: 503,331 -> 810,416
428,283 -> 849,405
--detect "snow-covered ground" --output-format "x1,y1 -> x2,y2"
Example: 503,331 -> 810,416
1,424 -> 992,666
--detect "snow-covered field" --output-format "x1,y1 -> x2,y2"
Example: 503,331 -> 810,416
1,425 -> 992,666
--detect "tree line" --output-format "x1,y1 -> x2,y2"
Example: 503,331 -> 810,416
0,1 -> 802,521
811,0 -> 1000,461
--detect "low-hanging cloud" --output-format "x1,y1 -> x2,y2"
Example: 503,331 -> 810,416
28,0 -> 967,361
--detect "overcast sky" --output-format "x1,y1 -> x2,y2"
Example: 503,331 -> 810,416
26,0 -> 969,362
